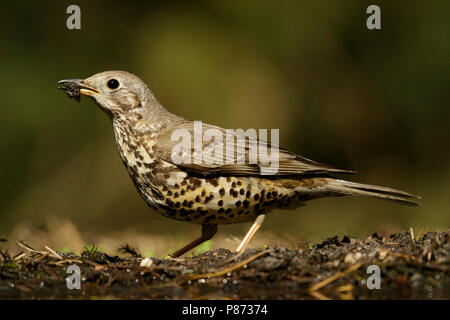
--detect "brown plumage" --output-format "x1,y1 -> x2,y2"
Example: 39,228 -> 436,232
58,70 -> 420,257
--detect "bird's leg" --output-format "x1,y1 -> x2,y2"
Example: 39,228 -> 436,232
235,214 -> 266,253
169,224 -> 218,258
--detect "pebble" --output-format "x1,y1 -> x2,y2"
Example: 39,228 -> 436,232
140,257 -> 153,268
344,252 -> 362,264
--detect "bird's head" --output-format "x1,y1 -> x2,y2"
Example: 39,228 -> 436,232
58,70 -> 159,119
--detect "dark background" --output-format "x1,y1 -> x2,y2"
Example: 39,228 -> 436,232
0,1 -> 448,255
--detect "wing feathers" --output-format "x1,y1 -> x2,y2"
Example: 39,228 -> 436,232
154,119 -> 353,177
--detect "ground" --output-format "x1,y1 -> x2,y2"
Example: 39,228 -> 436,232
0,229 -> 448,299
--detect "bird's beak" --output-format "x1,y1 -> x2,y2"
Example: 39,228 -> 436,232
58,79 -> 101,98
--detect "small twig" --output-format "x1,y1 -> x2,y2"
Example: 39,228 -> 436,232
81,259 -> 107,270
309,290 -> 331,300
36,252 -> 49,264
410,227 -> 415,244
416,228 -> 425,241
48,259 -> 83,266
44,245 -> 64,260
213,250 -> 246,268
16,241 -> 47,255
384,242 -> 401,246
13,252 -> 26,261
308,263 -> 362,292
188,249 -> 272,281
336,284 -> 354,292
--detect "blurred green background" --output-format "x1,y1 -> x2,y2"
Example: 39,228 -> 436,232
0,1 -> 449,254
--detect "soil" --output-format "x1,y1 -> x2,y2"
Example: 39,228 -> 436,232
0,230 -> 449,299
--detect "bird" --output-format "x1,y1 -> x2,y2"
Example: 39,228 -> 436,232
58,70 -> 420,257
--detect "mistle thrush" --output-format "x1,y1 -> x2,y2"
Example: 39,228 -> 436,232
58,71 -> 420,257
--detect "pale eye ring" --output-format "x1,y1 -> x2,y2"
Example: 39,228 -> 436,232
107,78 -> 120,90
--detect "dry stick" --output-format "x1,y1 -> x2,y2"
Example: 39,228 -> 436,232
189,249 -> 273,281
16,241 -> 47,255
44,245 -> 64,260
48,259 -> 83,266
36,252 -> 49,264
410,227 -> 415,244
16,241 -> 65,261
14,252 -> 26,261
214,250 -> 246,268
309,290 -> 331,300
308,263 -> 362,292
336,284 -> 354,292
416,228 -> 425,241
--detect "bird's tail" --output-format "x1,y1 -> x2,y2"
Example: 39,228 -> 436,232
322,179 -> 420,206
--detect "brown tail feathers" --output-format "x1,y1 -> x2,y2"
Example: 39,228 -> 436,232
323,179 -> 420,206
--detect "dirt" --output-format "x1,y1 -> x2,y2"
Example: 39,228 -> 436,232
0,230 -> 449,299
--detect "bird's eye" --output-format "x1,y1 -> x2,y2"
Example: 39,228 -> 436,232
107,79 -> 120,90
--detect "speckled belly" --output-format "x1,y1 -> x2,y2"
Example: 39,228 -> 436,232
151,175 -> 300,225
